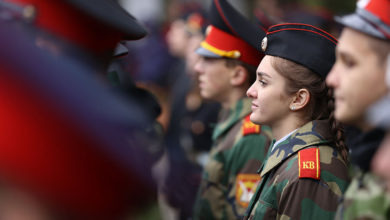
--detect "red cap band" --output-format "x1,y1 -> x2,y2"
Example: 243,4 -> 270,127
5,0 -> 123,54
202,25 -> 263,66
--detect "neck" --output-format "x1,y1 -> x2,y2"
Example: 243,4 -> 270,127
355,120 -> 375,133
271,114 -> 308,141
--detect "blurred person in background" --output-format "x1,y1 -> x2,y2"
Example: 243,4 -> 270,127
155,3 -> 222,219
0,0 -> 161,219
371,55 -> 390,192
326,0 -> 390,219
192,0 -> 273,219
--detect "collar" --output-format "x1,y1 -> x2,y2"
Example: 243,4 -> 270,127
212,97 -> 251,140
271,129 -> 298,152
260,120 -> 332,177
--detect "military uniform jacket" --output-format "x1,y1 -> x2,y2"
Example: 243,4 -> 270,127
334,170 -> 390,220
245,120 -> 350,220
193,98 -> 272,220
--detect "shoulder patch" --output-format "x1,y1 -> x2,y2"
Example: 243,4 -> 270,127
242,115 -> 261,136
235,174 -> 261,208
298,148 -> 320,180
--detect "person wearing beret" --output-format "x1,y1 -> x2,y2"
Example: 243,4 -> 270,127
245,23 -> 350,220
0,0 -> 160,219
192,0 -> 273,219
325,0 -> 390,219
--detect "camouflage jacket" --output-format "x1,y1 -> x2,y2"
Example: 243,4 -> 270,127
334,169 -> 390,220
193,97 -> 272,220
244,120 -> 350,220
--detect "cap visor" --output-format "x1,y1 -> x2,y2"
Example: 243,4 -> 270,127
66,0 -> 147,40
195,47 -> 222,58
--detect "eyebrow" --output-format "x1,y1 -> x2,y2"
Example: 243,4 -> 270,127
257,72 -> 271,78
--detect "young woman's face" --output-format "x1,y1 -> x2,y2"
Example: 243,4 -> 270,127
246,55 -> 293,126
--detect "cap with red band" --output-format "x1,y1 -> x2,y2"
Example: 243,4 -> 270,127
261,23 -> 337,78
336,0 -> 390,40
196,0 -> 268,67
3,0 -> 147,53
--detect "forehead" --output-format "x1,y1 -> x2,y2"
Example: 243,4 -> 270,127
256,56 -> 285,79
257,55 -> 273,71
337,28 -> 375,57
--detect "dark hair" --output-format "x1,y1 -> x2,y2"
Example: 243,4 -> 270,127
224,58 -> 257,85
271,56 -> 348,162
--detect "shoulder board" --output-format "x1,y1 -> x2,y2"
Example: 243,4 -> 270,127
298,148 -> 320,180
242,114 -> 261,136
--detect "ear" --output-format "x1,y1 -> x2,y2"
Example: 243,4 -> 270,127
230,65 -> 247,86
289,88 -> 310,111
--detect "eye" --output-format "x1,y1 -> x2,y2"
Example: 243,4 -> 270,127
259,79 -> 267,86
340,53 -> 356,68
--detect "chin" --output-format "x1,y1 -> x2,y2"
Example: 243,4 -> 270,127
249,113 -> 263,125
334,111 -> 348,124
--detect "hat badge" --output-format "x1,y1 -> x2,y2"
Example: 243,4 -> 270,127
261,37 -> 268,52
205,25 -> 212,36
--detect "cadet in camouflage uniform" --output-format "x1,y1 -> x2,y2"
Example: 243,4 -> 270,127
245,23 -> 350,220
192,0 -> 272,219
326,0 -> 390,219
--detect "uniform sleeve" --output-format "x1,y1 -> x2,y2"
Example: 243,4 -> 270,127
277,177 -> 340,220
225,133 -> 271,218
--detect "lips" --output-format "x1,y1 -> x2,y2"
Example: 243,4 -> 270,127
251,102 -> 259,111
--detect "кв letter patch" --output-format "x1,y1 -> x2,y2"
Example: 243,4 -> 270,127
298,148 -> 320,180
242,115 -> 261,136
235,174 -> 261,208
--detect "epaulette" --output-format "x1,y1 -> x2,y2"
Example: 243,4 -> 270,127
242,114 -> 261,136
298,148 -> 320,180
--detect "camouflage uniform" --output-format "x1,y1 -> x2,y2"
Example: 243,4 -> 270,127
245,120 -> 350,220
193,97 -> 272,220
335,170 -> 390,220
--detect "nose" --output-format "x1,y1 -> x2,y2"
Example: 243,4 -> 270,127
326,64 -> 339,88
194,58 -> 204,75
246,82 -> 257,98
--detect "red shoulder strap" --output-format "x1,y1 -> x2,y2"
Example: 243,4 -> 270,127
242,114 -> 261,136
298,148 -> 320,180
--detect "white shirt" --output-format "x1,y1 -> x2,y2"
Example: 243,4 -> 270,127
271,129 -> 298,152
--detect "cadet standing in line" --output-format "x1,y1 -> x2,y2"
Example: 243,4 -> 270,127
245,23 -> 350,220
326,0 -> 390,219
192,0 -> 273,219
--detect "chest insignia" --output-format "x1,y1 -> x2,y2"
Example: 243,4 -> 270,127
298,148 -> 320,180
235,174 -> 261,208
242,115 -> 261,136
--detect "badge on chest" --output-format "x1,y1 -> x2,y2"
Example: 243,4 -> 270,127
235,174 -> 261,208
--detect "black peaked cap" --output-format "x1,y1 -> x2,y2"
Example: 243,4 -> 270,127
209,0 -> 265,51
262,23 -> 337,78
66,0 -> 147,40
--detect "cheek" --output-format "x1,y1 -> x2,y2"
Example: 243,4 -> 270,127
256,90 -> 276,115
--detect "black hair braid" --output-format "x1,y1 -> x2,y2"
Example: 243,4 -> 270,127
327,89 -> 349,162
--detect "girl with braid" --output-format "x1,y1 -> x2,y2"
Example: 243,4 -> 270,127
244,23 -> 350,220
